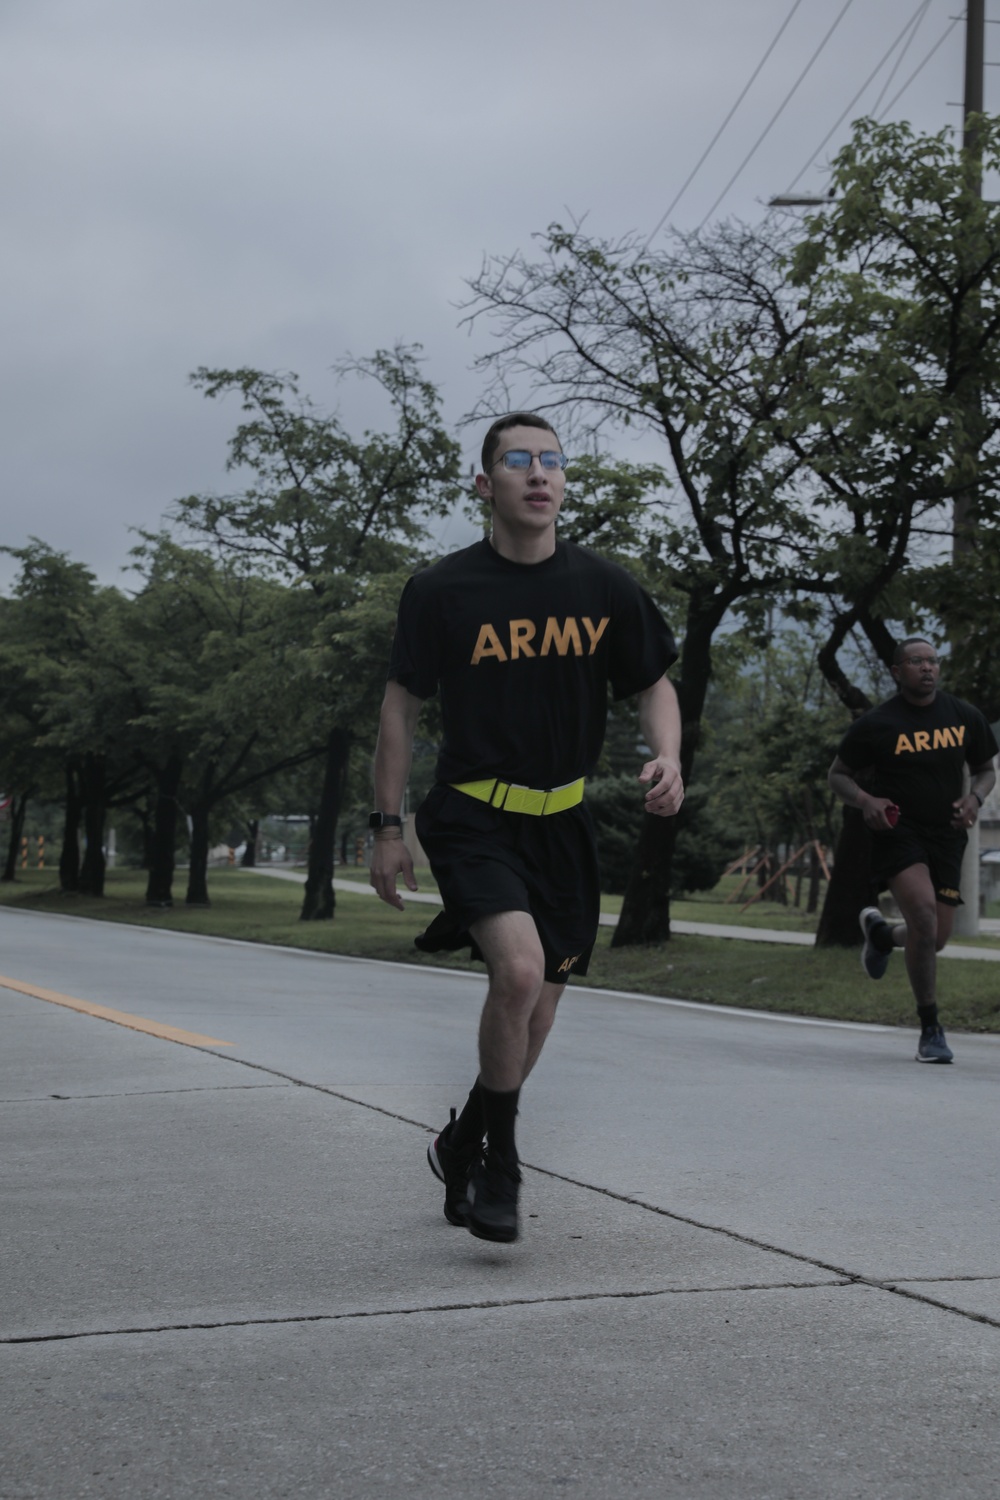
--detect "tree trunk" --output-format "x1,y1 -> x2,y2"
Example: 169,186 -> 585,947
78,754 -> 107,897
815,807 -> 877,947
613,597 -> 721,947
807,842 -> 822,915
611,812 -> 682,946
1,793 -> 29,883
145,754 -> 183,906
241,819 -> 259,867
135,802 -> 154,869
186,800 -> 212,905
300,728 -> 350,921
773,842 -> 788,906
59,759 -> 83,892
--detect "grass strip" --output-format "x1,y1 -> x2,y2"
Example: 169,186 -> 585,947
3,866 -> 1000,1033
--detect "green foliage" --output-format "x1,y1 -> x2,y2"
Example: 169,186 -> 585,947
0,542 -> 105,803
586,773 -> 643,893
177,345 -> 464,765
699,628 -> 852,854
123,537 -> 320,773
670,786 -> 743,896
0,349 -> 466,908
180,344 -> 463,587
466,120 -> 1000,721
915,531 -> 1000,722
587,773 -> 739,896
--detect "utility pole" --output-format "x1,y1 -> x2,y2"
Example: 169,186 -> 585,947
954,0 -> 986,936
964,0 -> 985,170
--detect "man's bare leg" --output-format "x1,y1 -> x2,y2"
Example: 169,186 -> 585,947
446,908 -> 563,1149
885,865 -> 956,1062
885,864 -> 954,1010
459,910 -> 566,1241
522,980 -> 564,1080
471,910 -> 564,1091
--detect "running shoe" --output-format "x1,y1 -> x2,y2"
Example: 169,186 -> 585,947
916,1025 -> 954,1064
859,906 -> 893,980
427,1108 -> 481,1226
466,1149 -> 521,1244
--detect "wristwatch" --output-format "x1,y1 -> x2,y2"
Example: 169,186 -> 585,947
369,812 -> 403,830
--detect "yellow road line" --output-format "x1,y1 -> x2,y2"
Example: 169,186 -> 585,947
0,974 -> 232,1048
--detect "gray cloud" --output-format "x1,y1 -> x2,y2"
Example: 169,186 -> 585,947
0,0 -> 974,584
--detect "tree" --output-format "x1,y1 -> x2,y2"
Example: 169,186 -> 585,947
464,219 -> 841,941
463,117 -> 1000,945
174,345 -> 464,919
708,631 -> 848,851
0,543 -> 117,890
785,119 -> 1000,940
121,539 -> 328,907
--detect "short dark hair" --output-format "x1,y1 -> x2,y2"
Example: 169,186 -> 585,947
892,636 -> 935,666
480,412 -> 561,474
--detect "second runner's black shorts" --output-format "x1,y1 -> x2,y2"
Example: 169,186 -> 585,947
869,821 -> 967,907
413,783 -> 600,982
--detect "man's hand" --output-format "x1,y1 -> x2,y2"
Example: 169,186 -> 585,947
951,794 -> 980,832
860,795 -> 900,832
638,756 -> 684,817
369,836 -> 418,911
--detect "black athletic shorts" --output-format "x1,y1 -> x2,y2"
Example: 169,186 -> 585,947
413,783 -> 600,983
870,821 -> 966,907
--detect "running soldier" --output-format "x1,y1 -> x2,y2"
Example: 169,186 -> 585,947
828,638 -> 997,1063
369,413 -> 683,1241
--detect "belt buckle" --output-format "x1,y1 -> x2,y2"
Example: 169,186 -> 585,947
504,784 -> 546,816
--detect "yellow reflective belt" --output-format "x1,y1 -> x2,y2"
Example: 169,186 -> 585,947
450,776 -> 585,816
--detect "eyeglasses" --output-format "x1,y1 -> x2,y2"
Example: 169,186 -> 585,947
491,449 -> 567,472
901,655 -> 940,667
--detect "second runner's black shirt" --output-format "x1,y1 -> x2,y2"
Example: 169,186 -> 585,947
836,690 -> 998,830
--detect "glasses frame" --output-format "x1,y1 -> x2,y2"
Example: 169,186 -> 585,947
490,449 -> 567,473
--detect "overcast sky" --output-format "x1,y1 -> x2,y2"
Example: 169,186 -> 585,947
0,0 -> 988,589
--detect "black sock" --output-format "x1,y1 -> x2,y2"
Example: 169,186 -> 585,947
917,1004 -> 939,1030
450,1080 -> 485,1152
480,1083 -> 520,1164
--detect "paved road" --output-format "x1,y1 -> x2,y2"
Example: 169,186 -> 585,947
3,906 -> 1000,1498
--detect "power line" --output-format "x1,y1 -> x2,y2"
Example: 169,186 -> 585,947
642,0 -> 807,250
868,0 -> 931,116
877,12 -> 963,119
783,0 -> 932,195
698,0 -> 857,228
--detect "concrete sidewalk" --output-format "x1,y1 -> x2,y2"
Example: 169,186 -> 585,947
3,907 -> 1000,1498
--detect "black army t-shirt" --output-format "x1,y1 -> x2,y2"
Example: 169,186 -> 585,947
388,539 -> 678,788
836,690 -> 998,829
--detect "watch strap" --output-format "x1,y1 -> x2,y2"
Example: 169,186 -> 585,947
369,812 -> 403,830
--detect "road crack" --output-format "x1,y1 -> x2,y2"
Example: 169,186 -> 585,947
2,1278 -> 852,1345
189,1049 -> 1000,1335
0,1083 -> 291,1104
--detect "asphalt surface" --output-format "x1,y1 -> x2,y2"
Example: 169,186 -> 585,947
3,905 -> 1000,1499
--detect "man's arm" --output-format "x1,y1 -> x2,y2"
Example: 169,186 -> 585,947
828,754 -> 898,831
369,679 -> 423,910
951,757 -> 997,831
636,675 -> 684,818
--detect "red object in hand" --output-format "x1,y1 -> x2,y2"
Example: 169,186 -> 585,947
885,804 -> 900,827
